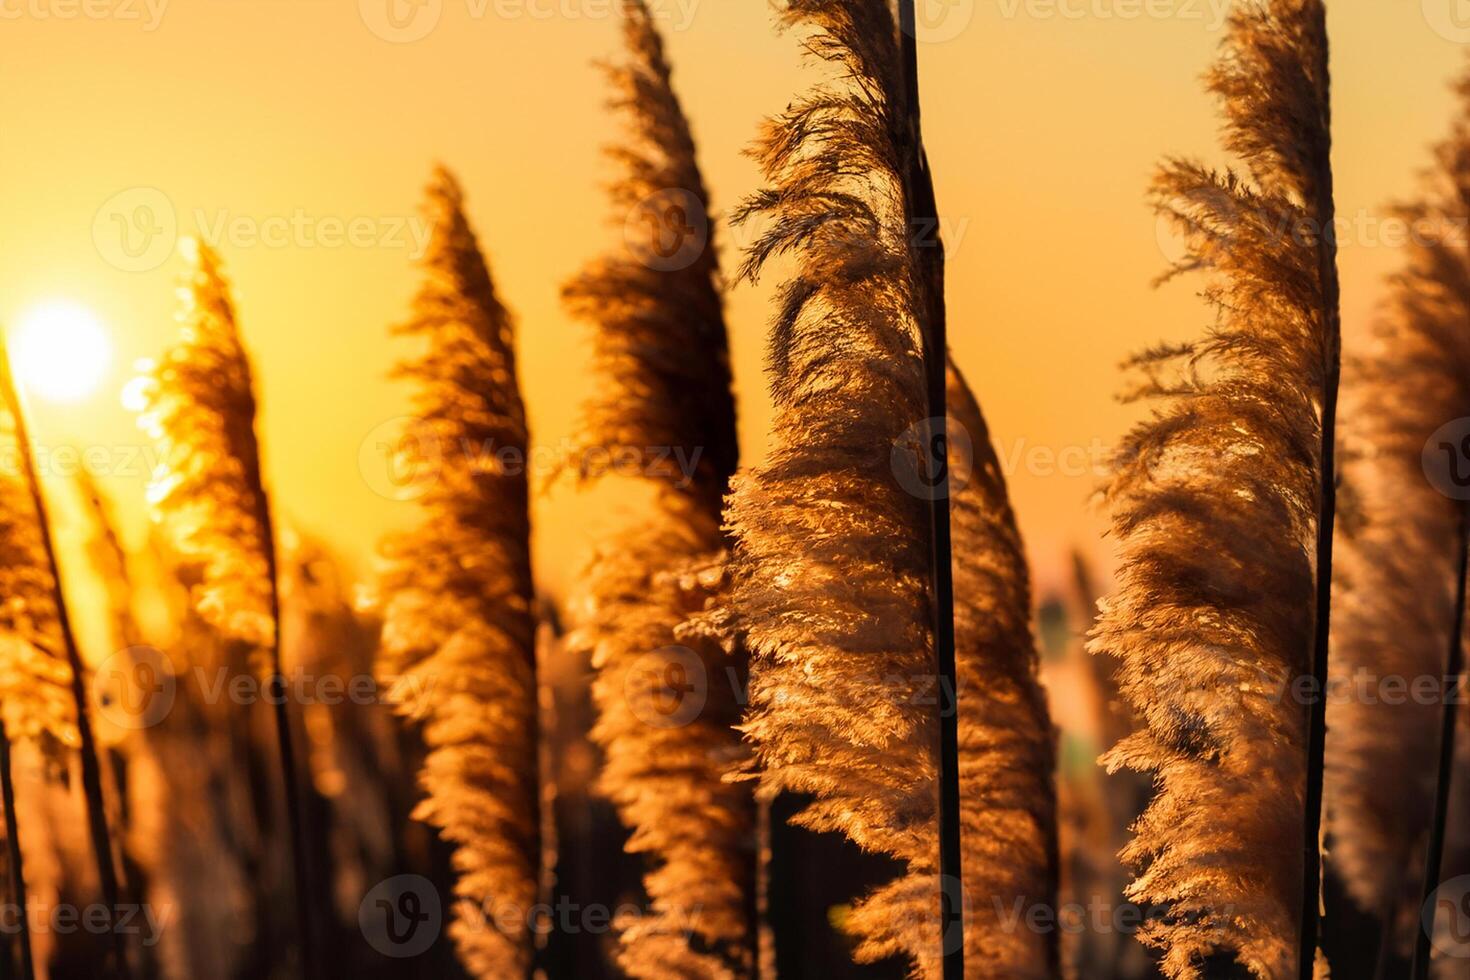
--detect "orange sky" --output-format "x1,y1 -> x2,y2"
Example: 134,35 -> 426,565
0,0 -> 1463,604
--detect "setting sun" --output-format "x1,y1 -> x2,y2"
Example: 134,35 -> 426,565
10,300 -> 113,404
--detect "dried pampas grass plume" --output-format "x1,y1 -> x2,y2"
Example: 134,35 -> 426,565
947,363 -> 1059,979
561,2 -> 754,977
722,0 -> 948,973
375,166 -> 541,979
1091,1 -> 1341,976
1326,60 -> 1470,969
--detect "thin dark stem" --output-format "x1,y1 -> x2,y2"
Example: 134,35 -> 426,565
1410,503 -> 1470,979
0,346 -> 129,980
1,728 -> 34,980
756,794 -> 772,979
1372,881 -> 1404,980
1299,20 -> 1341,978
895,4 -> 963,978
254,496 -> 316,978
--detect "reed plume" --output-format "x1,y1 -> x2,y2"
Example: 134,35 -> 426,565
135,240 -> 278,667
374,165 -> 540,979
0,380 -> 83,750
1090,2 -> 1340,977
723,1 -> 949,972
1325,62 -> 1470,971
0,339 -> 129,978
943,364 -> 1058,979
132,238 -> 311,971
560,3 -> 753,976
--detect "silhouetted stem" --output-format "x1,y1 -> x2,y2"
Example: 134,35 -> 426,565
1410,503 -> 1470,979
896,4 -> 964,978
1299,24 -> 1342,978
254,491 -> 316,977
1,728 -> 34,980
0,345 -> 129,980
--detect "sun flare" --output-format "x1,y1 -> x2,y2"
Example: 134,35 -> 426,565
10,300 -> 113,404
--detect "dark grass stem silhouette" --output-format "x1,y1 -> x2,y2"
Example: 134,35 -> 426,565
0,728 -> 34,980
895,3 -> 964,977
0,341 -> 130,979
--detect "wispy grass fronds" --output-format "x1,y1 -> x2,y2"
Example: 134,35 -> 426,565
375,166 -> 540,979
0,341 -> 130,977
132,239 -> 309,973
1091,2 -> 1340,977
561,0 -> 737,511
134,240 -> 277,672
945,364 -> 1058,979
561,3 -> 753,976
570,522 -> 753,979
722,1 -> 946,973
0,373 -> 82,749
1326,62 -> 1470,968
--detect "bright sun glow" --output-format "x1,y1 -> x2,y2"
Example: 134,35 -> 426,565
11,301 -> 113,404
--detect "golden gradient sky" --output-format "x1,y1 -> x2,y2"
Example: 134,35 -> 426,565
0,0 -> 1463,602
